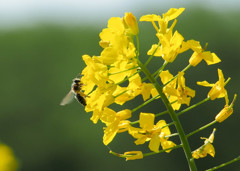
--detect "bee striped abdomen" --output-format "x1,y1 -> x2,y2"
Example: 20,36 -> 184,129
76,93 -> 86,106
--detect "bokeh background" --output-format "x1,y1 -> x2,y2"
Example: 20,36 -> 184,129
0,0 -> 240,170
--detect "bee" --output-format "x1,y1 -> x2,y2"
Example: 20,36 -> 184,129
60,76 -> 87,106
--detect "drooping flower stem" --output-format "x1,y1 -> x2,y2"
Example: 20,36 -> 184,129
177,97 -> 210,116
136,58 -> 197,171
206,155 -> 240,171
131,94 -> 160,113
143,144 -> 183,157
187,120 -> 217,138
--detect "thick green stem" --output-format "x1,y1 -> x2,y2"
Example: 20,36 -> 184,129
137,59 -> 197,171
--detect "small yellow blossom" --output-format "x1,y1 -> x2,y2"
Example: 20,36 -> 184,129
197,69 -> 227,100
187,40 -> 221,66
128,113 -> 175,152
81,55 -> 108,94
160,71 -> 195,110
85,85 -> 116,123
123,151 -> 143,161
192,129 -> 216,159
140,8 -> 185,33
102,109 -> 131,145
0,144 -> 18,171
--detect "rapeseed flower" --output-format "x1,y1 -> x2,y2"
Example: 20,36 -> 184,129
192,129 -> 216,159
128,113 -> 175,152
197,69 -> 227,100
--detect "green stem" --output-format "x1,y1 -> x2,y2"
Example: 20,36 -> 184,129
162,64 -> 191,88
155,110 -> 169,117
137,59 -> 197,171
114,90 -> 128,99
144,41 -> 161,66
131,94 -> 160,113
177,97 -> 210,116
143,144 -> 183,157
186,120 -> 217,138
206,155 -> 240,171
108,66 -> 139,76
165,133 -> 179,138
109,144 -> 183,159
154,60 -> 168,80
116,70 -> 140,85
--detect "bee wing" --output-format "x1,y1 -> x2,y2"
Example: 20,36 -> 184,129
60,91 -> 75,106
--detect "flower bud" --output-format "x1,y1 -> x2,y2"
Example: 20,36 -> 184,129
215,105 -> 233,123
123,12 -> 139,35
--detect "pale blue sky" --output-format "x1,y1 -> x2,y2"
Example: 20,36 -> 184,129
0,0 -> 239,28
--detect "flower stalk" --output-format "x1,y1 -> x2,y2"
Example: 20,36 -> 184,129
137,58 -> 197,171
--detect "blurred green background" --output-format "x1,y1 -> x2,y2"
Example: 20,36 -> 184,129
0,1 -> 240,171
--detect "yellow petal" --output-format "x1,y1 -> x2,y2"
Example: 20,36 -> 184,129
139,113 -> 155,130
124,151 -> 143,161
189,52 -> 203,66
161,140 -> 176,153
140,14 -> 161,21
116,109 -> 132,120
141,83 -> 154,101
202,52 -> 221,65
204,143 -> 215,157
186,40 -> 202,53
103,122 -> 119,145
197,81 -> 214,87
147,44 -> 162,56
159,70 -> 174,85
149,134 -> 161,152
163,8 -> 185,21
215,106 -> 233,123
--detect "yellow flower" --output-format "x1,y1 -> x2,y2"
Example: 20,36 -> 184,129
140,8 -> 185,33
159,70 -> 179,110
85,84 -> 116,123
99,16 -> 136,66
81,55 -> 108,94
113,74 -> 153,105
187,40 -> 221,66
0,144 -> 18,171
123,12 -> 139,35
160,71 -> 195,110
192,129 -> 216,159
102,109 -> 131,145
123,151 -> 143,161
197,69 -> 227,100
128,113 -> 175,152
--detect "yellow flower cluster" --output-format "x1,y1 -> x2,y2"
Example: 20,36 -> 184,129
72,8 -> 236,161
